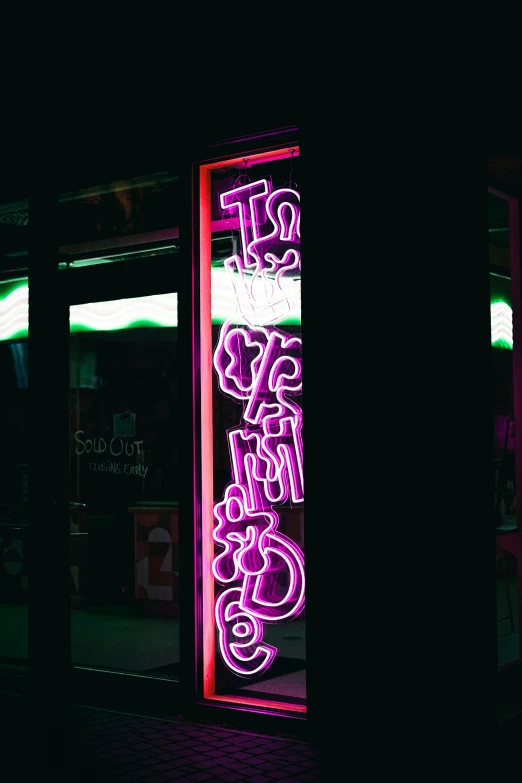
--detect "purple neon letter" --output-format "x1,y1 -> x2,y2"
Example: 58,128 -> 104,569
212,177 -> 304,679
220,179 -> 301,326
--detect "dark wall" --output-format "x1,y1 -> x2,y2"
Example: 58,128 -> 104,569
0,113 -> 298,205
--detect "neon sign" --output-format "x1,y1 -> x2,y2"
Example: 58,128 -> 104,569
212,177 -> 304,677
220,178 -> 300,328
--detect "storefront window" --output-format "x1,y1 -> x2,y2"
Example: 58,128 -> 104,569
0,276 -> 182,676
69,294 -> 180,675
198,147 -> 305,711
0,280 -> 29,669
491,191 -> 520,668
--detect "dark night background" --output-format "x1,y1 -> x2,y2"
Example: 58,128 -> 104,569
0,98 -> 500,777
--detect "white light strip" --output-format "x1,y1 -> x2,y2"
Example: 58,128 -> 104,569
70,294 -> 178,330
0,268 -> 302,341
491,302 -> 513,347
211,267 -> 301,324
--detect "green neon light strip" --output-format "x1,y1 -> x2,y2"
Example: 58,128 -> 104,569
70,294 -> 178,332
0,270 -> 302,342
0,285 -> 511,345
0,286 -> 179,341
491,301 -> 513,349
0,285 -> 30,341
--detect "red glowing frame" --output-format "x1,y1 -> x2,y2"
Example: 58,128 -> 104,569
197,145 -> 305,713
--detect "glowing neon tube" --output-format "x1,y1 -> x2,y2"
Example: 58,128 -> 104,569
211,178 -> 305,679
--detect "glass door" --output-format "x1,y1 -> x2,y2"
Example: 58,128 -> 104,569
64,257 -> 184,690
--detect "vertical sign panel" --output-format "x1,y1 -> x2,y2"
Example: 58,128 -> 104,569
198,148 -> 305,712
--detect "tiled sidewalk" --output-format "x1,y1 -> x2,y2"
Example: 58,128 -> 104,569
4,696 -> 334,782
